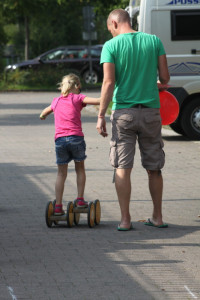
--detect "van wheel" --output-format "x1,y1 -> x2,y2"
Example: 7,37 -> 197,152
169,121 -> 185,135
181,98 -> 200,140
83,70 -> 98,84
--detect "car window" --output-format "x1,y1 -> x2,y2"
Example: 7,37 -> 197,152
66,48 -> 102,59
66,50 -> 79,59
66,48 -> 88,59
78,47 -> 102,59
79,49 -> 88,58
91,48 -> 102,58
40,46 -> 102,61
41,49 -> 67,61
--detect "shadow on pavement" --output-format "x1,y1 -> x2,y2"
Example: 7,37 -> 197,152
0,113 -> 100,126
162,135 -> 191,142
1,162 -> 200,299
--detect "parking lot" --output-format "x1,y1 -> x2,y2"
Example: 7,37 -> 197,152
0,91 -> 200,300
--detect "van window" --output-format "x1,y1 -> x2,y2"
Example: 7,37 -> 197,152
171,10 -> 200,41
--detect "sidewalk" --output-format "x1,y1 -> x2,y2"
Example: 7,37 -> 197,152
0,91 -> 200,300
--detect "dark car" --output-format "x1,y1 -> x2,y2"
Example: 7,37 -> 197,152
5,45 -> 103,84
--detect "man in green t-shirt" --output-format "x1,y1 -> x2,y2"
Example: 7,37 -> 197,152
96,9 -> 170,230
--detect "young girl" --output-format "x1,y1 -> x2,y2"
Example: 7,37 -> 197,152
40,73 -> 100,215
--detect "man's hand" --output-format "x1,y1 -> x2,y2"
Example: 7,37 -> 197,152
157,81 -> 170,91
96,117 -> 108,137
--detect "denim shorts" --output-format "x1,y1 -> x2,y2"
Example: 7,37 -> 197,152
55,136 -> 87,165
110,108 -> 165,170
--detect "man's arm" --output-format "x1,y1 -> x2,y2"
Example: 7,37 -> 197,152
99,62 -> 115,116
96,62 -> 115,137
158,54 -> 170,85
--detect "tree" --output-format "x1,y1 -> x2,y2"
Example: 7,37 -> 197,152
0,0 -> 129,61
0,10 -> 7,71
0,0 -> 49,59
29,1 -> 84,56
79,0 -> 129,43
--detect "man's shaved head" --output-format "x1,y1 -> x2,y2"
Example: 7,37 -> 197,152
107,9 -> 131,25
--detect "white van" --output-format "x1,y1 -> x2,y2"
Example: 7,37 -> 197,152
126,0 -> 200,139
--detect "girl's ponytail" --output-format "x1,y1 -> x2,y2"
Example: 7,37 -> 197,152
58,73 -> 80,96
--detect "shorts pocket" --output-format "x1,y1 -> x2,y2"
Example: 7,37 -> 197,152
115,114 -> 134,130
55,141 -> 65,150
109,140 -> 118,168
71,139 -> 86,155
144,113 -> 161,124
70,136 -> 84,145
143,112 -> 161,136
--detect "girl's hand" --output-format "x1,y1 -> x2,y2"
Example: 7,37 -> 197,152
40,105 -> 53,120
40,114 -> 46,120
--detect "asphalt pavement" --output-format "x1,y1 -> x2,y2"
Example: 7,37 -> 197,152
0,91 -> 200,300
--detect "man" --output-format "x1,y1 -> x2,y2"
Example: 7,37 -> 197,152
96,9 -> 170,230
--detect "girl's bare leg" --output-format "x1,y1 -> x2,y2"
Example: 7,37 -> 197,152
75,161 -> 86,198
55,164 -> 68,205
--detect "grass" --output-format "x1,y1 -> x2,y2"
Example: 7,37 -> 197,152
0,68 -> 102,92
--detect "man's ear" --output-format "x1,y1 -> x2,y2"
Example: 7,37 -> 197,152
112,20 -> 118,29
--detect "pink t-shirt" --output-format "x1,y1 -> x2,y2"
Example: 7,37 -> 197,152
51,93 -> 86,140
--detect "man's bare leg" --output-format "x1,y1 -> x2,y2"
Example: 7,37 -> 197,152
115,168 -> 132,228
147,170 -> 164,226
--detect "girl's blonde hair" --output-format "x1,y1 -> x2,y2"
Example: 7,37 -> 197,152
58,73 -> 80,96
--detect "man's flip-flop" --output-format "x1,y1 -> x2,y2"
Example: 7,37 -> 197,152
144,218 -> 168,228
117,223 -> 133,231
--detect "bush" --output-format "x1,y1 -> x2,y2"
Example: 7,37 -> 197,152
4,66 -> 81,89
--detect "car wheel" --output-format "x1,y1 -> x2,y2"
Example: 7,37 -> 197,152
83,70 -> 98,84
181,97 -> 200,140
169,120 -> 185,135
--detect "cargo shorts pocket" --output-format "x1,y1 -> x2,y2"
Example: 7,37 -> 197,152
115,113 -> 134,130
109,140 -> 118,168
143,113 -> 161,136
144,112 -> 161,124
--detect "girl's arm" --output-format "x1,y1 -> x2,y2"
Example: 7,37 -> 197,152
40,105 -> 53,120
83,97 -> 100,105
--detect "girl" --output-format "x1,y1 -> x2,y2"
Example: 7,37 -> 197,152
40,73 -> 100,215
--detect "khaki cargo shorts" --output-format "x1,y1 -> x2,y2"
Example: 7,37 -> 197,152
110,107 -> 165,170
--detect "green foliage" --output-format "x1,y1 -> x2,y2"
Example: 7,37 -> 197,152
0,9 -> 7,71
1,67 -> 96,90
0,0 -> 130,79
29,1 -> 84,57
4,67 -> 79,88
94,0 -> 129,15
0,0 -> 49,22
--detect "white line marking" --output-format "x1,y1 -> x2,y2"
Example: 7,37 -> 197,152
184,285 -> 198,299
7,286 -> 18,300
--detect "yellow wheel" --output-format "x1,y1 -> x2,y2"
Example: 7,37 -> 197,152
73,200 -> 80,226
87,202 -> 95,228
66,202 -> 74,228
53,199 -> 59,225
45,201 -> 54,228
94,199 -> 101,225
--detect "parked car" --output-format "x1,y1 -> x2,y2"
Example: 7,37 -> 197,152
5,45 -> 103,84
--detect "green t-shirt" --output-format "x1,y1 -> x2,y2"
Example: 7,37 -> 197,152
100,32 -> 166,109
